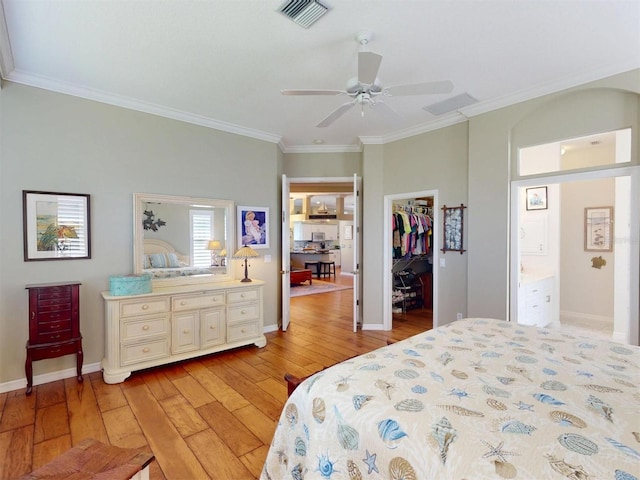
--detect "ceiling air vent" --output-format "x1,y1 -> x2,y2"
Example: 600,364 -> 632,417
279,0 -> 329,28
423,93 -> 478,116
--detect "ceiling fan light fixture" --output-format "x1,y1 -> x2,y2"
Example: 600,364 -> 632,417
278,0 -> 329,28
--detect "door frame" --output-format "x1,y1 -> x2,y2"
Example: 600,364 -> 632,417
383,189 -> 439,331
282,176 -> 361,331
509,166 -> 639,345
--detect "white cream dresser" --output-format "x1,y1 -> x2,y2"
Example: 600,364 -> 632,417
101,280 -> 266,384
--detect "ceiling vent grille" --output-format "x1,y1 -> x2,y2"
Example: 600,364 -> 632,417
423,93 -> 478,116
279,0 -> 329,28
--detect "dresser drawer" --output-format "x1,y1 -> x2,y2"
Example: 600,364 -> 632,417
227,302 -> 259,323
172,292 -> 225,311
121,339 -> 169,366
35,308 -> 72,322
36,318 -> 72,334
36,329 -> 72,343
227,288 -> 259,304
29,341 -> 78,361
37,286 -> 71,299
227,321 -> 260,342
120,298 -> 170,318
121,315 -> 169,343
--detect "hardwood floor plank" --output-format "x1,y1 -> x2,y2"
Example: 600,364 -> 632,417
33,402 -> 69,444
124,383 -> 209,480
185,429 -> 253,480
240,445 -> 269,479
102,405 -> 148,449
158,395 -> 209,438
255,377 -> 288,404
141,370 -> 180,401
170,375 -> 216,409
63,377 -> 109,445
231,404 -> 279,445
0,425 -> 33,478
31,434 -> 71,470
0,392 -> 36,432
89,372 -> 128,413
182,362 -> 250,411
197,402 -> 262,457
34,381 -> 66,409
204,362 -> 284,421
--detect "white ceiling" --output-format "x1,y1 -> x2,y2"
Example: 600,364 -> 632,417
0,1 -> 638,152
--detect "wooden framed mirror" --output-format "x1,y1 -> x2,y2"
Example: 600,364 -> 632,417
133,193 -> 235,287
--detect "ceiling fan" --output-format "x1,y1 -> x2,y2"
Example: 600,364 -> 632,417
281,31 -> 454,128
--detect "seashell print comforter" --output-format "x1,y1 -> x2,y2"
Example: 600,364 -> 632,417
261,318 -> 640,479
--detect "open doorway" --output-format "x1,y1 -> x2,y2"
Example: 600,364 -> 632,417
383,190 -> 438,331
511,129 -> 638,344
282,176 -> 360,332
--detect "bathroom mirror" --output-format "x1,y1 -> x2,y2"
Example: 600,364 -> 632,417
133,193 -> 235,286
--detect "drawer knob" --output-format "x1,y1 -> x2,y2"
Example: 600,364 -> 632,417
240,293 -> 245,298
183,329 -> 190,334
51,348 -> 61,354
241,310 -> 246,315
142,325 -> 150,331
142,304 -> 149,310
51,324 -> 60,329
241,328 -> 246,333
181,301 -> 187,305
142,347 -> 150,353
51,334 -> 61,339
210,325 -> 216,330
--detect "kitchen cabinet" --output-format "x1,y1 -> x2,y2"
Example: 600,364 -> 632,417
293,222 -> 338,241
328,250 -> 340,267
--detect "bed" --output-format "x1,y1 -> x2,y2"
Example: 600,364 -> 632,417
142,239 -> 220,278
262,318 -> 639,479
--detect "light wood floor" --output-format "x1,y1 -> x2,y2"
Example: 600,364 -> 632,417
0,272 -> 432,480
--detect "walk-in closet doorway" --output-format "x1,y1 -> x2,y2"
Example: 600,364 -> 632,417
383,190 -> 439,331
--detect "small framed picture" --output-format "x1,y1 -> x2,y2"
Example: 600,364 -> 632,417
237,206 -> 269,249
584,206 -> 613,252
23,190 -> 91,261
441,204 -> 466,254
526,186 -> 548,211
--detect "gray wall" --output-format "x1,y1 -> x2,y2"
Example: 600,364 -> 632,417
468,70 -> 639,321
0,82 -> 281,384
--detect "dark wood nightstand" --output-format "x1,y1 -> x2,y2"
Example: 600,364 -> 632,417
25,282 -> 83,395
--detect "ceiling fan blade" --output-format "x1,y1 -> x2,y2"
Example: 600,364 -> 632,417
281,89 -> 345,96
316,102 -> 355,128
358,51 -> 383,85
385,80 -> 454,96
374,101 -> 403,124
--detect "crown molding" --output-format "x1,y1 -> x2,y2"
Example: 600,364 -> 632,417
279,142 -> 362,154
459,60 -> 640,118
4,69 -> 283,144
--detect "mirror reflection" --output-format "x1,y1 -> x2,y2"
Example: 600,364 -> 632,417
133,193 -> 235,285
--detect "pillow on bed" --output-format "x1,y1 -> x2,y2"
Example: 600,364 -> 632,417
148,252 -> 181,268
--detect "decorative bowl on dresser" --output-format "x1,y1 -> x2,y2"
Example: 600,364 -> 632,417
25,282 -> 83,395
101,279 -> 266,384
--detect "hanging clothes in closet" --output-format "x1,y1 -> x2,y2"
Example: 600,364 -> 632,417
392,206 -> 433,260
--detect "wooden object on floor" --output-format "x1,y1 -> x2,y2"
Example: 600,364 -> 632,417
19,438 -> 154,480
25,282 -> 83,396
290,269 -> 312,285
319,261 -> 336,278
304,261 -> 320,278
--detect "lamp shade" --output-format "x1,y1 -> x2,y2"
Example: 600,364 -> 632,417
233,246 -> 259,259
233,245 -> 259,282
207,240 -> 222,250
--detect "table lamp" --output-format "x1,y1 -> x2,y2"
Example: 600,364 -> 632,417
207,240 -> 222,266
233,245 -> 259,282
219,248 -> 227,266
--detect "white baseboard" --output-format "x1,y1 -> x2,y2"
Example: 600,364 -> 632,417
362,323 -> 385,331
560,310 -> 613,325
264,324 -> 279,333
0,362 -> 102,394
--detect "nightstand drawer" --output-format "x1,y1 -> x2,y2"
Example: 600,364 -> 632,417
120,298 -> 170,318
227,303 -> 259,323
121,315 -> 169,342
121,339 -> 169,366
227,321 -> 260,342
227,288 -> 259,304
172,292 -> 225,311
